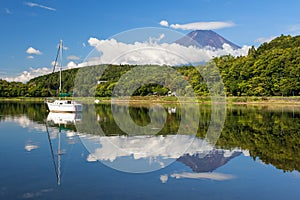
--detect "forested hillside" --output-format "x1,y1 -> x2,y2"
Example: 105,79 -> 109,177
214,34 -> 300,96
0,34 -> 299,97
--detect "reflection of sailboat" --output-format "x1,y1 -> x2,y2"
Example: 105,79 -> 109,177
45,120 -> 62,185
47,112 -> 82,125
45,40 -> 82,113
45,112 -> 81,185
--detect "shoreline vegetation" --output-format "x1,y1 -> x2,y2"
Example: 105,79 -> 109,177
1,96 -> 300,105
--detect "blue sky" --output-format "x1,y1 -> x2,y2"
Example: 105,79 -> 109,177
1,0 -> 300,81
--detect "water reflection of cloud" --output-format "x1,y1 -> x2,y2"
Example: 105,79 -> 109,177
160,174 -> 169,183
3,115 -> 46,132
82,134 -> 244,173
170,172 -> 235,181
22,188 -> 53,199
24,139 -> 39,152
87,154 -> 97,162
25,144 -> 39,152
82,135 -> 214,162
2,115 -> 79,141
83,135 -> 244,162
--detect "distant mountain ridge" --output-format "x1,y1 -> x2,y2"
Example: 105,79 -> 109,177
175,30 -> 240,49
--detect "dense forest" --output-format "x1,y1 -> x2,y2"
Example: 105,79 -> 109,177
1,34 -> 300,97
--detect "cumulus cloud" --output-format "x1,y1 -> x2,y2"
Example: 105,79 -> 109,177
5,34 -> 249,83
66,61 -> 78,69
26,47 -> 42,55
25,2 -> 56,11
159,20 -> 169,27
79,36 -> 249,66
160,20 -> 235,30
3,60 -> 80,83
27,55 -> 34,59
4,67 -> 52,83
149,33 -> 165,44
88,37 -> 101,46
67,55 -> 80,60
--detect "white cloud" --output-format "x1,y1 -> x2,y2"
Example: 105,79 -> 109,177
27,55 -> 34,59
170,172 -> 235,181
149,33 -> 165,44
79,37 -> 249,66
255,36 -> 276,43
88,37 -> 101,46
3,59 -> 81,83
4,36 -> 249,83
159,20 -> 169,27
170,21 -> 235,30
26,47 -> 42,55
66,61 -> 78,69
82,42 -> 86,48
25,2 -> 56,11
160,20 -> 235,30
3,67 -> 52,83
67,55 -> 80,60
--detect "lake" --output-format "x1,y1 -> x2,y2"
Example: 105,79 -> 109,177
0,102 -> 300,199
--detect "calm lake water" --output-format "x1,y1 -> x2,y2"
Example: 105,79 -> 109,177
1,102 -> 300,199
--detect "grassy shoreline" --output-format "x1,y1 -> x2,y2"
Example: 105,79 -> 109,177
1,96 -> 300,105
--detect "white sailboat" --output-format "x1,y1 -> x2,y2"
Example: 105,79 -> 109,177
45,40 -> 82,112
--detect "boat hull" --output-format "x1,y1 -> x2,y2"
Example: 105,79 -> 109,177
46,100 -> 82,112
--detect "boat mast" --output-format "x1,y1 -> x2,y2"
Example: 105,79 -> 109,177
59,40 -> 63,100
57,125 -> 61,186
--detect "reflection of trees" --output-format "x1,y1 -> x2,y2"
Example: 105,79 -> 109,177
217,106 -> 300,172
2,102 -> 300,172
78,104 -> 196,136
76,104 -> 300,172
0,102 -> 46,123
